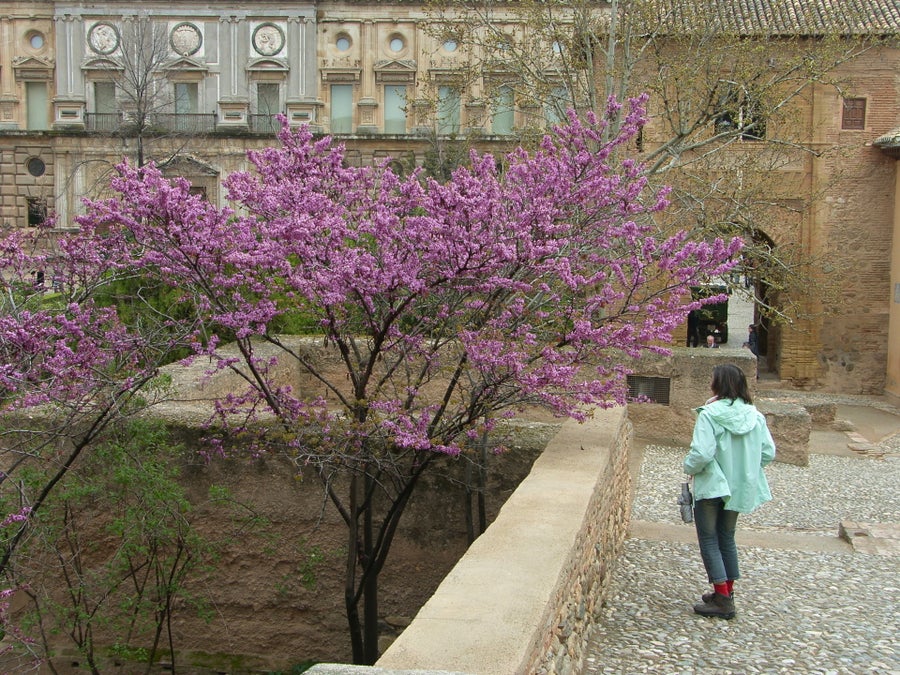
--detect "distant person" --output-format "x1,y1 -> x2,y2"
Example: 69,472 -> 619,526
703,334 -> 719,348
684,364 -> 775,619
687,310 -> 700,348
743,324 -> 759,356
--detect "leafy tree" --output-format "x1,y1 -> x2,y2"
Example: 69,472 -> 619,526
0,220 -> 202,662
8,421 -> 221,675
73,100 -> 738,664
426,0 -> 889,324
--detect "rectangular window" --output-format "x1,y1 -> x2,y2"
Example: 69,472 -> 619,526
174,82 -> 198,115
331,84 -> 353,134
189,186 -> 208,201
545,86 -> 569,126
384,85 -> 407,134
491,85 -> 514,135
25,82 -> 49,130
257,83 -> 279,116
253,83 -> 280,133
842,98 -> 866,130
626,376 -> 671,405
94,82 -> 117,114
437,85 -> 460,135
27,197 -> 47,227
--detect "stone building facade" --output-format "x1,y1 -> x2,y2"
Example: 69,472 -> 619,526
1,0 -> 899,397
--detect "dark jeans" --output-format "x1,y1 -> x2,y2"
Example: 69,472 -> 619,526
694,497 -> 740,584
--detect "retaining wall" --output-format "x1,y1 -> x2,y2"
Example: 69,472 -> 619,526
310,406 -> 633,675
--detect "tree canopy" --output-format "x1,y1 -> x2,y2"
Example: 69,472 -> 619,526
1,98 -> 738,664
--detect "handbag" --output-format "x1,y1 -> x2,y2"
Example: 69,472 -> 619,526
677,480 -> 694,523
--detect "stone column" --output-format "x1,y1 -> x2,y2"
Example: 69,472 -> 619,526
53,14 -> 86,130
0,17 -> 18,129
357,19 -> 377,134
217,15 -> 248,130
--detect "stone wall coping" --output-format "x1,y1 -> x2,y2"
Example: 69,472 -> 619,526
317,407 -> 627,675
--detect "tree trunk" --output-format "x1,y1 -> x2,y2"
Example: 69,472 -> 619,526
362,473 -> 379,665
345,473 -> 365,664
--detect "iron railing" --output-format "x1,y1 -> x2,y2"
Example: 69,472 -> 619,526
152,113 -> 217,134
84,112 -> 218,134
84,112 -> 121,132
248,114 -> 281,134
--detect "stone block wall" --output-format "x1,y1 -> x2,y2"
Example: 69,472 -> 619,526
625,347 -> 758,445
625,348 -> 810,466
533,411 -> 633,675
366,407 -> 633,675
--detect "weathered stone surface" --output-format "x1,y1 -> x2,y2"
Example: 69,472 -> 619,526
757,400 -> 811,466
376,409 -> 633,675
805,401 -> 838,425
626,348 -> 758,446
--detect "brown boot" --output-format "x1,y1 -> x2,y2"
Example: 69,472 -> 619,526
701,589 -> 734,603
693,592 -> 736,619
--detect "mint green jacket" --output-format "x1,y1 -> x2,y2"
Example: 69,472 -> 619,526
683,398 -> 775,513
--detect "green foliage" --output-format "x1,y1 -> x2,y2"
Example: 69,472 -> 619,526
3,419 -> 234,671
422,135 -> 470,181
92,273 -> 202,363
269,306 -> 322,335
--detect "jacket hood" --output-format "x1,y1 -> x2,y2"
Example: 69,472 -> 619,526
698,398 -> 759,435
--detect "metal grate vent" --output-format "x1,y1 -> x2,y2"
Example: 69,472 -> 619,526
627,375 -> 671,405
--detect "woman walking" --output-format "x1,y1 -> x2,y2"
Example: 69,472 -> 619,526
684,364 -> 776,619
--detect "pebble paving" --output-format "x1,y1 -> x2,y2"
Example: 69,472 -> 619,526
582,442 -> 900,674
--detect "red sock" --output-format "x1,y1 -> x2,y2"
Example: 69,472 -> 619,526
713,582 -> 729,597
726,579 -> 734,595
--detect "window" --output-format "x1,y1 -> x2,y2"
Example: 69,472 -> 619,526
27,197 -> 47,227
331,84 -> 353,133
336,35 -> 351,51
437,85 -> 460,135
174,82 -> 198,115
545,86 -> 569,126
626,376 -> 671,405
94,81 -> 117,114
254,83 -> 280,133
257,83 -> 279,116
491,85 -> 514,135
25,82 -> 49,130
842,98 -> 866,130
389,36 -> 405,53
715,86 -> 765,140
384,85 -> 406,134
90,82 -> 118,131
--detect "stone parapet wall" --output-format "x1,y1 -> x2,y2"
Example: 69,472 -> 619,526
308,407 -> 633,675
625,348 -> 810,466
534,409 -> 633,675
625,347 -> 758,446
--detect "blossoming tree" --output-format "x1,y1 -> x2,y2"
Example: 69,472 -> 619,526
3,96 -> 739,664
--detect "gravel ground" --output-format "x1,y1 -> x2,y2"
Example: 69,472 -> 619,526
631,444 -> 900,533
583,442 -> 900,674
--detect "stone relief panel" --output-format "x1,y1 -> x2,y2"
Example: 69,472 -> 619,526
170,22 -> 203,57
87,21 -> 119,55
252,22 -> 285,57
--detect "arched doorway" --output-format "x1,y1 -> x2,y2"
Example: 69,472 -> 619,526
739,230 -> 778,378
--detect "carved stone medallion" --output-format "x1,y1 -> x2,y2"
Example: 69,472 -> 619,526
252,22 -> 284,56
88,22 -> 119,55
171,22 -> 202,56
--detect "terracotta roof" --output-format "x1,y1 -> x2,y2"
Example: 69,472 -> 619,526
645,0 -> 900,35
